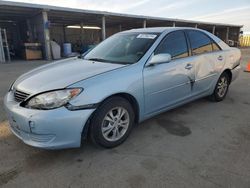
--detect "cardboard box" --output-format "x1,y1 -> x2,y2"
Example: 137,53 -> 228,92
23,43 -> 42,60
24,49 -> 42,60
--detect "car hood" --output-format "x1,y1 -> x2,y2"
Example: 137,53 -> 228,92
13,58 -> 126,94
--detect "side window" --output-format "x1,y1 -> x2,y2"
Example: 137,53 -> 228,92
212,41 -> 221,51
187,30 -> 213,55
155,31 -> 188,60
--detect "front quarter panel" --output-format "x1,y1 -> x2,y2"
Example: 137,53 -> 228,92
68,63 -> 144,120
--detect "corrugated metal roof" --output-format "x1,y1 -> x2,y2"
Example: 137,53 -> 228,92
0,0 -> 243,28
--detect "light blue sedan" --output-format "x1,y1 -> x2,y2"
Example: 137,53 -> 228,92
4,27 -> 241,149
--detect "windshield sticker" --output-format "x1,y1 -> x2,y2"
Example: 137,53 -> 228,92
137,34 -> 157,39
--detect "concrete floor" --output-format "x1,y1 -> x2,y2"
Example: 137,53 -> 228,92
0,50 -> 250,188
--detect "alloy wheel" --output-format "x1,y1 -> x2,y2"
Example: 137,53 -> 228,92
101,107 -> 130,142
217,76 -> 228,98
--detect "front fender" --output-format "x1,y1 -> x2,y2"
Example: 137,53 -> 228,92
68,63 -> 145,121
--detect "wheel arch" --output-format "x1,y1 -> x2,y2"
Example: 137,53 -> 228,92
81,92 -> 140,142
222,69 -> 232,84
100,92 -> 140,124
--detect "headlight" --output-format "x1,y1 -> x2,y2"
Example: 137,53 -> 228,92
25,88 -> 82,110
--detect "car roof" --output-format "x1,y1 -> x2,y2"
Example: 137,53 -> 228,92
121,27 -> 229,49
120,27 -> 229,50
122,27 -> 203,34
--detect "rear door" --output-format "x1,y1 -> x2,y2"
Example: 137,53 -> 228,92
143,30 -> 195,114
186,30 -> 225,95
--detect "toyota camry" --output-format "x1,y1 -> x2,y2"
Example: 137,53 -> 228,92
4,27 -> 241,149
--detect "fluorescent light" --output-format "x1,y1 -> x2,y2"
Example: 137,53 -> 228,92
66,25 -> 101,30
82,26 -> 101,30
67,25 -> 81,29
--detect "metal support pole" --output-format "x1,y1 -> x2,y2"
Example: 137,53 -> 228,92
102,16 -> 106,40
173,22 -> 176,27
143,20 -> 147,28
63,24 -> 66,43
119,24 -> 122,32
42,11 -> 52,60
212,26 -> 216,35
237,29 -> 241,47
80,22 -> 84,44
26,19 -> 33,42
195,24 -> 198,28
0,28 -> 5,63
3,29 -> 10,62
226,27 -> 229,43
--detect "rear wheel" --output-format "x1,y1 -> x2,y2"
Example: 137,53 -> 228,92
90,97 -> 135,148
209,72 -> 230,102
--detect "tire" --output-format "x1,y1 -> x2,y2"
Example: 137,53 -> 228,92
209,72 -> 230,102
90,96 -> 135,148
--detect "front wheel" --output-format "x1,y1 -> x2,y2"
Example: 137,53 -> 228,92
209,72 -> 230,102
90,97 -> 135,148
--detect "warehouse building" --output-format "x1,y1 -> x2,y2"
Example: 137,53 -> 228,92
0,1 -> 243,62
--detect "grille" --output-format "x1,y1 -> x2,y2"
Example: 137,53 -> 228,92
14,90 -> 30,102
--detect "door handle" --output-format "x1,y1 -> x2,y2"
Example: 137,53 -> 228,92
185,63 -> 193,70
218,56 -> 223,61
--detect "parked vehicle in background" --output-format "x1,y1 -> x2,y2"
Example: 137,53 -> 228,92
4,27 -> 241,149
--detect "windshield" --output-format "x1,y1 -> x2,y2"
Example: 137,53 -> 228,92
84,33 -> 159,64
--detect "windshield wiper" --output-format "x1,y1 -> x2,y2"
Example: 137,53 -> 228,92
85,58 -> 110,62
85,58 -> 131,65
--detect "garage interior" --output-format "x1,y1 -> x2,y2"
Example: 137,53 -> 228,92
0,1 -> 243,63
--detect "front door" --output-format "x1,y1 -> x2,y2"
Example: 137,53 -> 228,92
143,30 -> 195,115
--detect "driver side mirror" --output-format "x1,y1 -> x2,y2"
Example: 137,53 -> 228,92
147,53 -> 171,66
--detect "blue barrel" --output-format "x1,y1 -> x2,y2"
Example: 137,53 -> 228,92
63,43 -> 72,56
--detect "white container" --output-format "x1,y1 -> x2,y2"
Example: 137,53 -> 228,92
63,43 -> 72,56
50,41 -> 61,59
